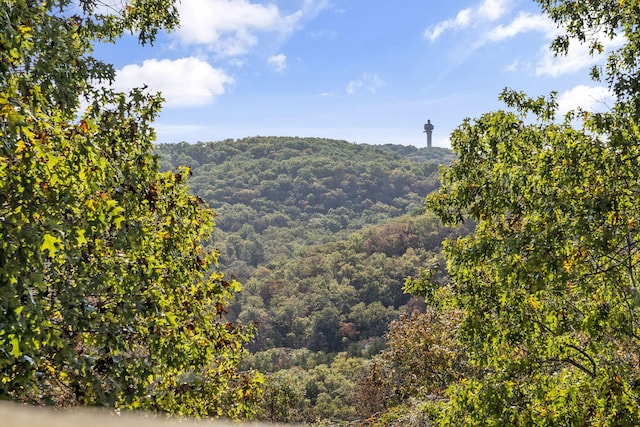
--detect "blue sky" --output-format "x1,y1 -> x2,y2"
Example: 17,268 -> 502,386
94,0 -> 620,148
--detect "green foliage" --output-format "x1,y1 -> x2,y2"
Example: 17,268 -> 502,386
158,139 -> 458,423
538,0 -> 640,110
258,368 -> 311,422
378,144 -> 457,164
424,97 -> 640,425
255,353 -> 367,424
416,2 -> 640,424
156,137 -> 446,279
0,0 -> 178,116
0,0 -> 259,418
231,213 -> 452,354
155,136 -> 457,423
354,309 -> 474,423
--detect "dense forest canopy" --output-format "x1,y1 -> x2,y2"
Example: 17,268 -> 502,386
157,137 -> 459,423
157,137 -> 454,279
157,138 -> 457,352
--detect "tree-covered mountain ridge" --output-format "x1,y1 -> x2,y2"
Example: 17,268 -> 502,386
156,136 -> 458,422
157,136 -> 455,280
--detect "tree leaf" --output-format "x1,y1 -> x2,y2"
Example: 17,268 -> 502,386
40,233 -> 60,256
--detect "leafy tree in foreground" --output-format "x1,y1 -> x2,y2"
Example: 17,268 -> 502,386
0,0 -> 260,418
422,1 -> 640,425
354,308 -> 473,423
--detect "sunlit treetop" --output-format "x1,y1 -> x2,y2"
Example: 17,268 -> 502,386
0,0 -> 178,115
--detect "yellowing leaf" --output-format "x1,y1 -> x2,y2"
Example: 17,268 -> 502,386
76,229 -> 87,246
40,233 -> 60,256
78,119 -> 89,134
46,153 -> 60,169
528,296 -> 540,311
113,216 -> 125,229
9,335 -> 20,357
166,313 -> 178,327
17,25 -> 31,35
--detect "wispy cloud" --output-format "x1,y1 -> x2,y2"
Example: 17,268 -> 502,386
424,8 -> 472,42
346,73 -> 385,95
425,0 -> 624,80
488,12 -> 624,79
477,0 -> 511,21
113,57 -> 233,108
175,0 -> 330,57
424,0 -> 511,42
268,53 -> 287,72
505,59 -> 524,72
486,12 -> 557,42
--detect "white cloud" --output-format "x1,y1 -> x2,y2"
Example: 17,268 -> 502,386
536,34 -> 625,77
425,8 -> 472,42
424,2 -> 625,84
478,0 -> 510,21
423,0 -> 622,85
505,58 -> 524,72
425,0 -> 512,42
487,12 -> 557,42
346,73 -> 384,95
174,0 -> 330,57
345,81 -> 360,95
113,57 -> 233,108
268,53 -> 287,72
557,85 -> 614,114
176,0 -> 302,56
536,43 -> 594,77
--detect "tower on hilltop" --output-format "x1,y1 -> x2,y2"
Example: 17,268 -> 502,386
423,119 -> 434,147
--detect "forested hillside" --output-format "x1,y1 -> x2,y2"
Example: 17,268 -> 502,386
157,137 -> 459,422
157,137 -> 454,280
